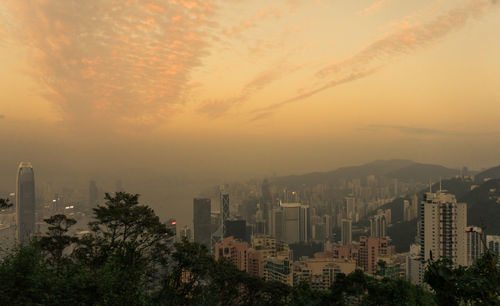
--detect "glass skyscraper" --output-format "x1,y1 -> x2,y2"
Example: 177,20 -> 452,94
16,162 -> 35,244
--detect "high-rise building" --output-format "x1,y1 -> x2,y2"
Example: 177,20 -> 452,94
369,214 -> 386,238
358,236 -> 390,274
466,226 -> 484,266
278,203 -> 310,244
16,162 -> 35,244
215,236 -> 249,271
179,225 -> 192,242
193,198 -> 211,247
345,196 -> 355,219
220,192 -> 230,234
487,235 -> 500,257
224,219 -> 247,242
341,218 -> 352,246
403,200 -> 411,222
418,191 -> 467,277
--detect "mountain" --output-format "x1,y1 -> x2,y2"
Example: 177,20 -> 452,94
271,159 -> 458,188
475,165 -> 500,183
385,162 -> 459,183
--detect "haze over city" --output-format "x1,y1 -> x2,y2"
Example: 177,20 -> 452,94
1,0 -> 500,226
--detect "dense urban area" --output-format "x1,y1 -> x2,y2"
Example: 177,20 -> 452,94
1,159 -> 499,304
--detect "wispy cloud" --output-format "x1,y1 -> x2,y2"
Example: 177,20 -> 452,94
2,0 -> 219,127
362,124 -> 447,135
252,0 -> 497,121
198,63 -> 298,117
359,0 -> 392,16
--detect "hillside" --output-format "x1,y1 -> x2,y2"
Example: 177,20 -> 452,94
271,159 -> 458,188
475,165 -> 500,183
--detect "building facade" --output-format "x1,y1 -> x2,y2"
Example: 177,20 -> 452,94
193,198 -> 211,247
16,162 -> 35,244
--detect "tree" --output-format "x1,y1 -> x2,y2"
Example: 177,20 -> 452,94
0,198 -> 12,209
38,214 -> 77,267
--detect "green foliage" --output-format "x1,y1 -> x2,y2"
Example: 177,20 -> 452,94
424,250 -> 500,305
0,198 -> 12,209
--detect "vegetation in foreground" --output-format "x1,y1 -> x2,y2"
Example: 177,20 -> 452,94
0,193 -> 498,305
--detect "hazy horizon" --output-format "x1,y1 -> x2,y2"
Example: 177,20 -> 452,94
1,0 -> 500,226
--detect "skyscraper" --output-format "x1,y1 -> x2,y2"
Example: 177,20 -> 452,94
419,191 -> 467,267
280,202 -> 310,244
193,198 -> 211,247
341,218 -> 352,246
369,214 -> 386,238
16,162 -> 35,244
220,192 -> 230,234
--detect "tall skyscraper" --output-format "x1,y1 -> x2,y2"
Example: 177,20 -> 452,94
419,191 -> 467,269
16,162 -> 35,244
341,218 -> 352,246
369,214 -> 386,238
220,192 -> 230,234
193,198 -> 211,247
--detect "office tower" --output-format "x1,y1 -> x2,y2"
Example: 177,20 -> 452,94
466,226 -> 484,266
325,214 -> 335,241
220,192 -> 229,234
89,180 -> 98,210
261,180 -> 272,233
411,194 -> 419,220
345,196 -> 355,218
419,191 -> 467,268
280,203 -> 310,244
224,219 -> 247,242
369,214 -> 386,238
341,218 -> 352,246
358,236 -> 390,274
16,162 -> 35,244
180,225 -> 192,242
270,207 -> 284,240
193,198 -> 211,247
403,200 -> 411,222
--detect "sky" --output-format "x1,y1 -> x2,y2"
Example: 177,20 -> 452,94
1,0 -> 500,223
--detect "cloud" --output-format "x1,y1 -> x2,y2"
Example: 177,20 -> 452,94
198,63 -> 298,117
252,0 -> 496,121
359,0 -> 392,16
362,124 -> 447,135
2,0 -> 219,127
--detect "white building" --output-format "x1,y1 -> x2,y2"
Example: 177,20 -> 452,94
419,191 -> 467,268
466,226 -> 484,266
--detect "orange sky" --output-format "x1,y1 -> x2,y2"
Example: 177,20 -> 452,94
1,0 -> 500,183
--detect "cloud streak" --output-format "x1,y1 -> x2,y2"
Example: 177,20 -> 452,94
359,0 -> 392,16
3,0 -> 219,127
252,0 -> 496,121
